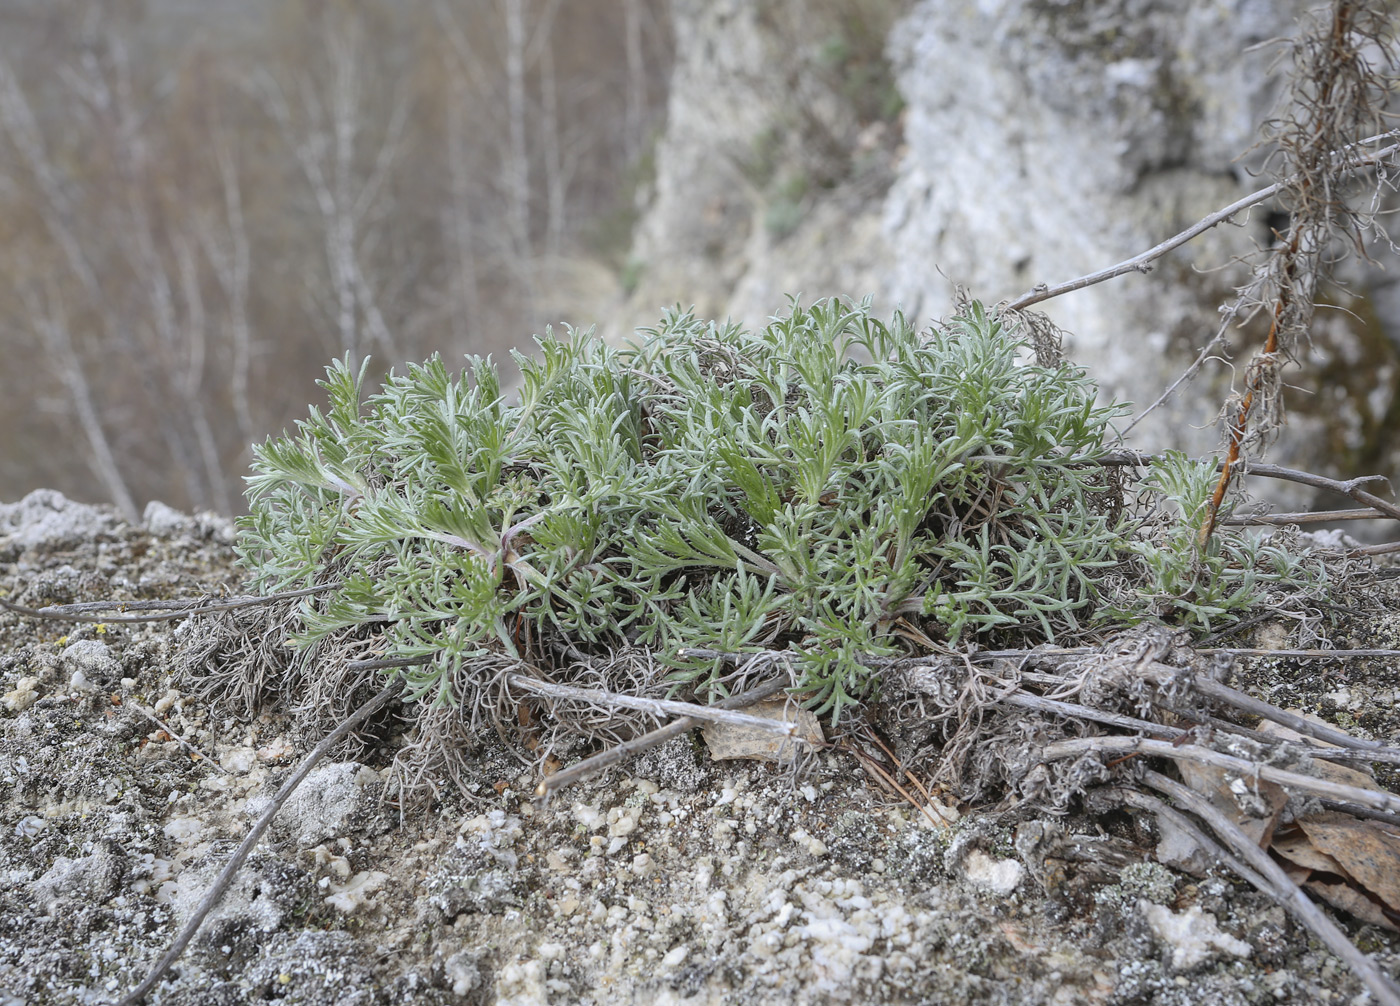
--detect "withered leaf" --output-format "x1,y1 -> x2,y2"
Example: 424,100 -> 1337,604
702,697 -> 823,763
1304,876 -> 1400,932
1271,825 -> 1348,877
1296,813 -> 1400,915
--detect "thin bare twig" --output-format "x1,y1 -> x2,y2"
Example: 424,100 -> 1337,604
1004,133 -> 1400,312
128,702 -> 227,773
536,676 -> 793,799
117,676 -> 404,1006
1002,691 -> 1183,740
1354,540 -> 1400,557
1243,463 -> 1400,520
1152,664 -> 1400,755
1041,736 -> 1400,815
1142,769 -> 1400,1006
1223,506 -> 1386,525
506,674 -> 798,737
0,583 -> 341,624
1101,786 -> 1270,890
1121,314 -> 1233,438
843,742 -> 949,830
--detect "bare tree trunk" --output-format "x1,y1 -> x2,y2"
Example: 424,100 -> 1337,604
174,232 -> 232,514
23,285 -> 140,523
200,123 -> 256,448
444,76 -> 481,347
624,0 -> 647,164
0,60 -> 141,519
539,19 -> 564,259
105,39 -> 219,512
329,25 -> 362,365
258,16 -> 407,369
503,0 -> 533,293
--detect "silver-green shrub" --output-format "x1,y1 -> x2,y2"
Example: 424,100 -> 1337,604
237,299 -> 1326,721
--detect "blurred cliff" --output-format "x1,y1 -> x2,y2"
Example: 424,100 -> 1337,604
2,0 -> 1396,520
617,0 -> 1400,515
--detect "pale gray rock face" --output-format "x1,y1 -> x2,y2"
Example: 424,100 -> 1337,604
876,0 -> 1302,451
620,0 -> 1399,503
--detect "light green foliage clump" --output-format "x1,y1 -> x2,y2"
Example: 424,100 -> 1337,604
1119,450 -> 1332,629
237,299 -> 1322,720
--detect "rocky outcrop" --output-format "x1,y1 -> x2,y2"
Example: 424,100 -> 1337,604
617,0 -> 1400,506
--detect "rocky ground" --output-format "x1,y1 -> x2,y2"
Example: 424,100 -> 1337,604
3,488 -> 1400,1005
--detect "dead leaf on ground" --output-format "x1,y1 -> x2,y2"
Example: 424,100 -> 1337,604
1271,825 -> 1347,876
1304,876 -> 1400,932
702,697 -> 823,763
1296,813 -> 1400,916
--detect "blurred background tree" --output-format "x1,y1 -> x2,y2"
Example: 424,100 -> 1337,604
0,0 -> 673,518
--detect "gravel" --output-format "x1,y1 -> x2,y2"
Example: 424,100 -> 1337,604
2,490 -> 1397,1005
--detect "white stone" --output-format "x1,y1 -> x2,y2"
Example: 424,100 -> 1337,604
63,639 -> 120,688
661,945 -> 689,969
142,500 -> 189,534
324,870 -> 389,913
960,849 -> 1024,897
219,746 -> 257,774
1139,900 -> 1252,971
3,677 -> 40,712
0,489 -> 123,551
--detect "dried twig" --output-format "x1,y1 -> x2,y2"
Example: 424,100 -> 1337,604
506,674 -> 798,737
1133,661 -> 1400,756
1355,540 -> 1400,557
128,701 -> 227,773
1100,786 -> 1270,890
1223,506 -> 1386,525
1088,451 -> 1400,521
535,675 -> 793,800
117,675 -> 404,1006
1242,464 -> 1400,520
1004,132 -> 1400,312
1141,769 -> 1400,1006
1041,736 -> 1400,816
843,741 -> 950,830
1003,691 -> 1182,740
0,583 -> 340,624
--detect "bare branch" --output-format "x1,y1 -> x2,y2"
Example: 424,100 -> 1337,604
1004,131 -> 1400,312
0,583 -> 340,624
536,675 -> 793,800
506,674 -> 800,736
1040,736 -> 1400,815
17,283 -> 139,523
